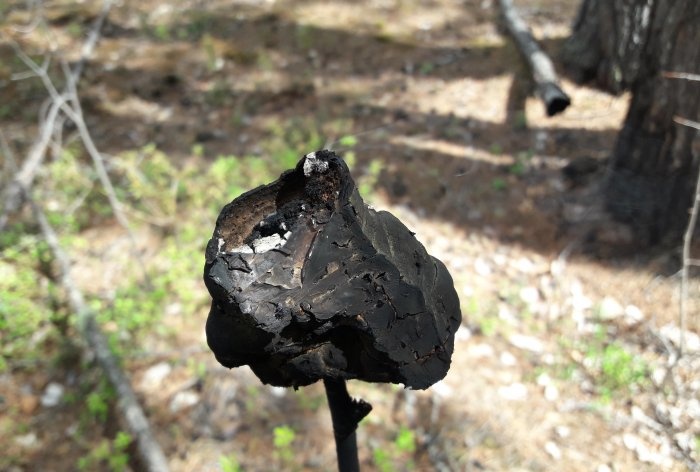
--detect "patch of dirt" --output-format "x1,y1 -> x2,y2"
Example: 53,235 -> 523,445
1,0 -> 698,471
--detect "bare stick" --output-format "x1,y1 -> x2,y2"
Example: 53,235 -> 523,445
673,116 -> 700,131
0,0 -> 114,231
4,25 -> 150,283
69,0 -> 114,84
14,181 -> 171,472
58,61 -> 139,237
663,72 -> 700,82
498,0 -> 571,116
678,116 -> 700,358
0,89 -> 64,231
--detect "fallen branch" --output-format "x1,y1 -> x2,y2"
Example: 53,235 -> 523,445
498,0 -> 571,116
3,143 -> 170,471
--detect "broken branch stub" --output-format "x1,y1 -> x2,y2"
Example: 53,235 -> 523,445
204,150 -> 461,389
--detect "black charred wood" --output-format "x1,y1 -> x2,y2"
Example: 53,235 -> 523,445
203,150 -> 461,389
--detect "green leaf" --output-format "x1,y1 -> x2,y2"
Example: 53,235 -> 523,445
273,425 -> 296,448
395,427 -> 416,453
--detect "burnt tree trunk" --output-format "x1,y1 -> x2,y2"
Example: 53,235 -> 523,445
563,0 -> 700,244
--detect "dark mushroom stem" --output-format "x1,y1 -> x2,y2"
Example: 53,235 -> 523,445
323,378 -> 372,472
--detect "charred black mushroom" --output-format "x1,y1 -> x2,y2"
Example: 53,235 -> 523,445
203,150 -> 461,470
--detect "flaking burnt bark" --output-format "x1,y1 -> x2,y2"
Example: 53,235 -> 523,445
203,150 -> 461,389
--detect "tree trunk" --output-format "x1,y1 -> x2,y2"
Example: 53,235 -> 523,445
564,0 -> 700,245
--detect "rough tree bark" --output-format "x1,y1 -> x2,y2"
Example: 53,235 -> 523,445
563,0 -> 700,245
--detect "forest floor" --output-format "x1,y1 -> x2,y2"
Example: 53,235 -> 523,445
0,0 -> 699,471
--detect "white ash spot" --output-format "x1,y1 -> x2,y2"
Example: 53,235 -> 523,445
230,244 -> 254,254
303,152 -> 329,176
252,234 -> 284,253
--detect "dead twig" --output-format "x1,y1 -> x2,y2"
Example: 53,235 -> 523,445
57,60 -> 149,278
677,115 -> 700,358
2,5 -> 150,284
497,0 -> 571,116
673,116 -> 700,131
70,0 -> 113,84
0,0 -> 114,232
11,0 -> 44,34
663,72 -> 700,82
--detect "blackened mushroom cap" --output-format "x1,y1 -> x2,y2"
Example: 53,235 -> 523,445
203,150 -> 461,389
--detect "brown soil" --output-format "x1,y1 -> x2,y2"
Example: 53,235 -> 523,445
1,0 -> 698,471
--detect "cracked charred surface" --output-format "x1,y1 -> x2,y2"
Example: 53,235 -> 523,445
204,150 -> 461,389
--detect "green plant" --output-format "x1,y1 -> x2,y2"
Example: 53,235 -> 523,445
395,426 -> 416,454
510,149 -> 534,176
188,359 -> 208,381
338,135 -> 358,147
219,454 -> 243,472
86,383 -> 113,423
41,146 -> 102,232
66,21 -> 84,38
295,24 -> 314,50
372,427 -> 418,472
242,385 -> 261,413
373,447 -> 394,472
491,177 -> 507,191
335,134 -> 358,171
599,344 -> 647,391
263,119 -> 324,171
77,431 -> 131,472
509,160 -> 526,176
153,23 -> 171,41
116,143 -> 180,217
419,62 -> 435,75
358,160 -> 383,200
584,340 -> 647,401
489,143 -> 503,154
0,234 -> 57,372
273,425 -> 296,465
